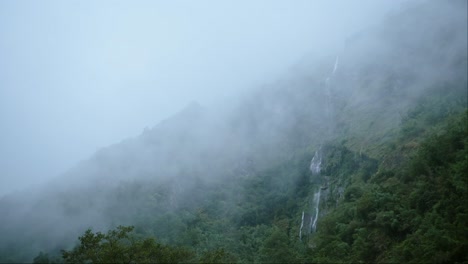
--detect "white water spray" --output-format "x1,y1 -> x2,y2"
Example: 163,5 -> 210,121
311,189 -> 321,232
309,148 -> 322,233
299,211 -> 305,240
301,56 -> 338,238
332,56 -> 339,75
310,149 -> 322,175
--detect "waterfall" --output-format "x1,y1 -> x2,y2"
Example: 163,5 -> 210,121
332,56 -> 339,75
325,55 -> 339,124
309,148 -> 322,233
310,149 -> 322,175
311,189 -> 321,232
308,147 -> 322,233
300,56 -> 338,239
325,77 -> 331,120
299,211 -> 305,240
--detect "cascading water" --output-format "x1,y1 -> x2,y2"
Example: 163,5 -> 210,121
309,149 -> 322,175
325,56 -> 339,124
299,211 -> 305,240
332,56 -> 339,75
309,148 -> 322,233
300,56 -> 338,239
311,189 -> 321,232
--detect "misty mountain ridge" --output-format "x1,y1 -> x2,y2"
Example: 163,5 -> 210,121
0,1 -> 467,263
26,0 -> 467,191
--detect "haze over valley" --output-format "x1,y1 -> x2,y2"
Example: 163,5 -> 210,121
0,1 -> 466,263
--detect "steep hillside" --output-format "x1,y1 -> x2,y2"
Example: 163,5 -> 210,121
0,1 -> 466,263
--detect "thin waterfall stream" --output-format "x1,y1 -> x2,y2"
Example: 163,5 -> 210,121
311,188 -> 321,232
300,56 -> 339,239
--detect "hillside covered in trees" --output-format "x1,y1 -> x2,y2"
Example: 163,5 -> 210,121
0,1 -> 467,263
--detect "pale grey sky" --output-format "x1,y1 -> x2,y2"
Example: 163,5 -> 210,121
0,0 -> 409,195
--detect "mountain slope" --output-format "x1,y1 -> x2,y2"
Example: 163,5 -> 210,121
0,1 -> 466,263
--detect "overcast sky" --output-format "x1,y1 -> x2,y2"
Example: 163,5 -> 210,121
0,0 -> 410,195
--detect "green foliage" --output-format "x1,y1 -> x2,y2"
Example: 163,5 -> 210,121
51,109 -> 466,264
199,248 -> 237,263
61,226 -> 193,264
308,111 -> 468,263
0,13 -> 462,262
258,227 -> 294,263
18,88 -> 464,264
33,252 -> 50,264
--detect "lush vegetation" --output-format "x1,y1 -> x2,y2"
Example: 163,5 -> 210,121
309,110 -> 467,263
2,2 -> 467,263
32,97 -> 467,263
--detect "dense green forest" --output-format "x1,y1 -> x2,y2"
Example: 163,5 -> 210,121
30,86 -> 467,263
0,1 -> 467,263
